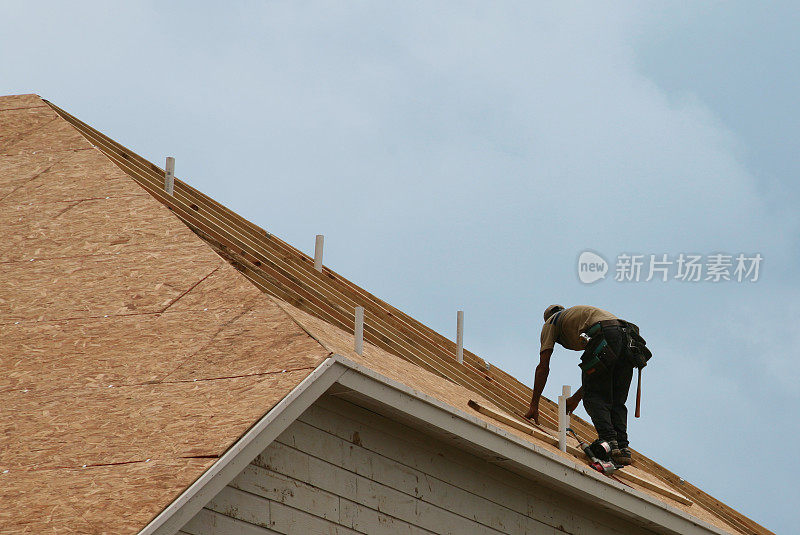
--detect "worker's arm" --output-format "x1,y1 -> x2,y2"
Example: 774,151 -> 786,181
566,386 -> 583,414
524,348 -> 552,423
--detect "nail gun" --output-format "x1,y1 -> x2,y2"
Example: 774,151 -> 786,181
567,427 -> 619,475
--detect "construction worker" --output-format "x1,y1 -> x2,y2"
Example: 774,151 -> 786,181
524,304 -> 634,466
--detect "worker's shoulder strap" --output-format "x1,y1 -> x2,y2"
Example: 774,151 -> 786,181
548,310 -> 566,346
548,310 -> 564,326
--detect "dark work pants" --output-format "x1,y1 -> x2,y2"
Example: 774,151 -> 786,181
581,325 -> 634,448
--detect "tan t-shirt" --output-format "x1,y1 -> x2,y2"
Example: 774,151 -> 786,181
540,305 -> 617,352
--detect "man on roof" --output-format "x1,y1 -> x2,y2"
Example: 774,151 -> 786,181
524,304 -> 649,466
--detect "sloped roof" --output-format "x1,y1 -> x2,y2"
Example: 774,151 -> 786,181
0,95 -> 329,533
0,95 -> 770,535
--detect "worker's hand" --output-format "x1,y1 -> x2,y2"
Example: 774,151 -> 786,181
524,402 -> 539,424
566,395 -> 580,415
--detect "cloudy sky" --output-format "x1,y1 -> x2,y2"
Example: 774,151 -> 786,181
2,2 -> 797,532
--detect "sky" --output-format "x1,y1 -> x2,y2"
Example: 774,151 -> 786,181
2,2 -> 797,532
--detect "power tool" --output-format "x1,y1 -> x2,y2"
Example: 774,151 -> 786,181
567,427 -> 619,475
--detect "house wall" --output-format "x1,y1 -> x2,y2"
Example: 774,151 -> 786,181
179,395 -> 656,535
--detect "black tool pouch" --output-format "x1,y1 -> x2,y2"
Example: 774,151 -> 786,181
579,336 -> 618,376
622,322 -> 652,369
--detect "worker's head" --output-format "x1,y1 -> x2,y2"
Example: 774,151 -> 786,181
543,304 -> 565,322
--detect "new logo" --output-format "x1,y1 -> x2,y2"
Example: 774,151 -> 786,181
578,251 -> 608,284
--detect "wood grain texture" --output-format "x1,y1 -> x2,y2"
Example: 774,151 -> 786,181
0,458 -> 215,535
0,95 -> 331,535
0,93 -> 46,111
0,104 -> 89,155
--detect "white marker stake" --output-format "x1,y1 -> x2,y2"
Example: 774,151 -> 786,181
456,310 -> 464,364
354,306 -> 364,355
558,384 -> 571,452
165,157 -> 175,195
314,235 -> 324,272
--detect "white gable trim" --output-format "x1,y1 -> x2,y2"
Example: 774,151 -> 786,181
137,358 -> 347,535
138,355 -> 729,535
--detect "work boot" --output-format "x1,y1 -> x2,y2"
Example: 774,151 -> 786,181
589,439 -> 613,462
610,441 -> 632,466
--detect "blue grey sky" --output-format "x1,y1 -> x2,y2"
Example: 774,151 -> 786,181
2,2 -> 797,532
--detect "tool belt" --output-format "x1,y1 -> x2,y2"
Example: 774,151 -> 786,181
579,338 -> 614,376
579,324 -> 618,376
580,319 -> 652,375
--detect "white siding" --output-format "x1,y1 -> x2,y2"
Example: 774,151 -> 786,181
180,396 -> 657,535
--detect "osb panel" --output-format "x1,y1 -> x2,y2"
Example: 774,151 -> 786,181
0,369 -> 313,471
0,99 -> 333,534
163,261 -> 268,313
0,458 -> 214,535
0,93 -> 46,111
0,194 -> 209,263
271,297 -> 741,534
0,106 -> 90,155
0,253 -> 225,323
0,304 -> 328,394
0,149 -> 64,200
0,146 -> 216,266
0,148 -> 145,206
161,300 -> 328,382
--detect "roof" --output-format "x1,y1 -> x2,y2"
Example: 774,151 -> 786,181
0,94 -> 771,535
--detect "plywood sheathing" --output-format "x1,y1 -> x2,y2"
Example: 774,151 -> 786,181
0,148 -> 147,206
1,370 -> 314,470
0,95 -> 333,535
0,104 -> 90,155
0,93 -> 47,111
269,297 -> 741,534
0,458 -> 214,535
41,96 -> 769,534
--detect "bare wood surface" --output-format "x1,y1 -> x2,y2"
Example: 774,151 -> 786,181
0,95 -> 331,535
